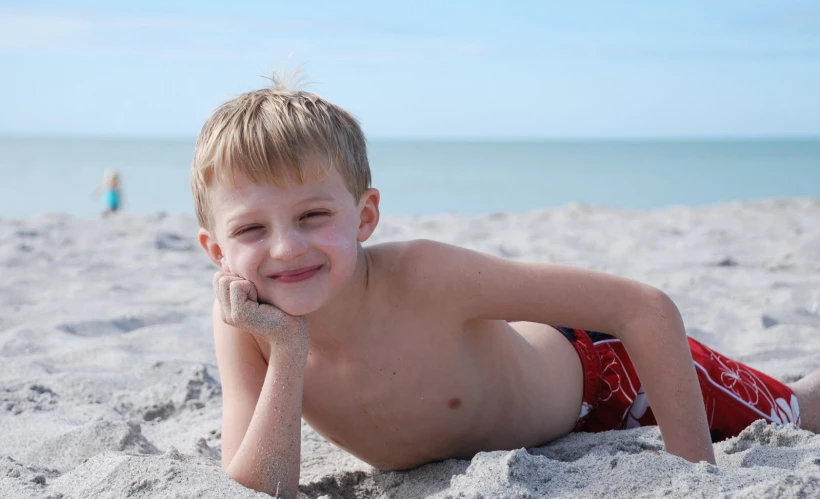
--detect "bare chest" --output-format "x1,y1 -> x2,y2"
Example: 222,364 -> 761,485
254,318 -> 583,470
299,323 -> 492,468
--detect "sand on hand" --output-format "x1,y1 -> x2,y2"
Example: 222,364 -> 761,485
1,200 -> 819,498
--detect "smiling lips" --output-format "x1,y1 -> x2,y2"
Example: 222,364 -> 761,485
270,264 -> 324,283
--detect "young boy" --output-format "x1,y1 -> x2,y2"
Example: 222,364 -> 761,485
192,78 -> 820,498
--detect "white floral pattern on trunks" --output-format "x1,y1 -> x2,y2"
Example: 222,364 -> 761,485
578,401 -> 592,420
598,348 -> 638,405
770,395 -> 801,425
624,388 -> 649,429
596,344 -> 649,429
711,351 -> 801,426
598,364 -> 620,403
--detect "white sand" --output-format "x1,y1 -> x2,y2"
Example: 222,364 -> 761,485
2,199 -> 819,499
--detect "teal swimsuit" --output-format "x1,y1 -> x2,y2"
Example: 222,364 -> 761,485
105,189 -> 120,211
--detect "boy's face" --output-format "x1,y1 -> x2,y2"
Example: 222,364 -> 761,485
199,159 -> 379,316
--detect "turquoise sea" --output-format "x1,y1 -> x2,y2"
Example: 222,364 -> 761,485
1,136 -> 818,219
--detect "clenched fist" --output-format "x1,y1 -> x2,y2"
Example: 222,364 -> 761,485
213,271 -> 310,352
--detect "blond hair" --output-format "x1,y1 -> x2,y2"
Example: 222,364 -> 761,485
191,73 -> 370,230
104,168 -> 120,184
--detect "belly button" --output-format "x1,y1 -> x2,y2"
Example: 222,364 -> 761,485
447,397 -> 462,409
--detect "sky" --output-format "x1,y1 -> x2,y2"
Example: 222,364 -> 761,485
1,0 -> 819,139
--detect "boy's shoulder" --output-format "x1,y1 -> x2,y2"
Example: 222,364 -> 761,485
366,239 -> 479,299
363,239 -> 460,318
368,238 -> 453,275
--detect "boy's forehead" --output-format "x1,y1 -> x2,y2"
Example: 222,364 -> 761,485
209,166 -> 345,206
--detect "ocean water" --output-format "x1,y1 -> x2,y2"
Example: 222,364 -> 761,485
1,136 -> 818,219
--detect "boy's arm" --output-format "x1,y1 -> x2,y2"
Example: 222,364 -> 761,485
212,299 -> 266,470
402,240 -> 715,465
212,276 -> 310,498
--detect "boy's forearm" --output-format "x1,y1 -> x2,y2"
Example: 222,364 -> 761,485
617,291 -> 716,464
226,347 -> 307,498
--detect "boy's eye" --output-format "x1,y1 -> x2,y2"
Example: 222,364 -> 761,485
234,226 -> 262,236
300,211 -> 330,221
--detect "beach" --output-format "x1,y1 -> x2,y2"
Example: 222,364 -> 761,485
1,199 -> 819,498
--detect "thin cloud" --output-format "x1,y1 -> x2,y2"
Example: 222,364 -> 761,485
737,6 -> 820,35
8,7 -> 811,65
0,7 -> 445,58
0,11 -> 93,52
474,42 -> 820,61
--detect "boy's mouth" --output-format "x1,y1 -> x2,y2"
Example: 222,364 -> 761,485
269,264 -> 324,283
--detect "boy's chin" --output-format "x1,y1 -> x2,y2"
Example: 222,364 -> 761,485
272,298 -> 323,317
260,286 -> 331,317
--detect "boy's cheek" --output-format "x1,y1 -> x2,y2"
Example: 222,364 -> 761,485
217,255 -> 231,273
311,226 -> 356,251
222,249 -> 253,279
229,254 -> 272,299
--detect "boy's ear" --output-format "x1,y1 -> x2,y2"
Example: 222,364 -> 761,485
199,228 -> 227,269
356,188 -> 380,243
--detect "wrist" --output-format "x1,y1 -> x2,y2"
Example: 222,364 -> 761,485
267,338 -> 310,363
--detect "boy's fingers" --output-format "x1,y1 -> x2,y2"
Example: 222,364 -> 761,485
229,279 -> 256,312
213,272 -> 229,322
223,279 -> 304,336
230,280 -> 268,328
228,280 -> 291,331
218,275 -> 234,323
212,271 -> 224,294
216,273 -> 242,324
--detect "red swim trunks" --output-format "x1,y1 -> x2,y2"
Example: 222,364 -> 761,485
557,327 -> 802,441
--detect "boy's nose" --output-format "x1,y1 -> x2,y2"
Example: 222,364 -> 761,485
269,231 -> 309,260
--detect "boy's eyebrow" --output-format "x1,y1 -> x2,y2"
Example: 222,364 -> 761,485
224,214 -> 254,227
298,194 -> 336,204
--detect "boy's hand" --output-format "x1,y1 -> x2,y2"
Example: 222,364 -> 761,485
213,271 -> 309,351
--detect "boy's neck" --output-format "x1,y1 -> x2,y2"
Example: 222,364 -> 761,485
304,244 -> 372,356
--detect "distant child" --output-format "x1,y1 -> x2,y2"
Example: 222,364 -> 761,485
91,168 -> 123,216
191,76 -> 820,498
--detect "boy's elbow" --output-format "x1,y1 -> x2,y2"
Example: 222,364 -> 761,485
649,287 -> 683,323
619,285 -> 685,338
225,461 -> 297,499
224,464 -> 268,496
224,461 -> 259,493
224,460 -> 244,485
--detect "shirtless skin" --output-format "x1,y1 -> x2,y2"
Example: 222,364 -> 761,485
217,249 -> 586,470
199,164 -> 819,498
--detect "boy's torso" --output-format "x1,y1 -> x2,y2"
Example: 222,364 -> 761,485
253,242 -> 585,470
